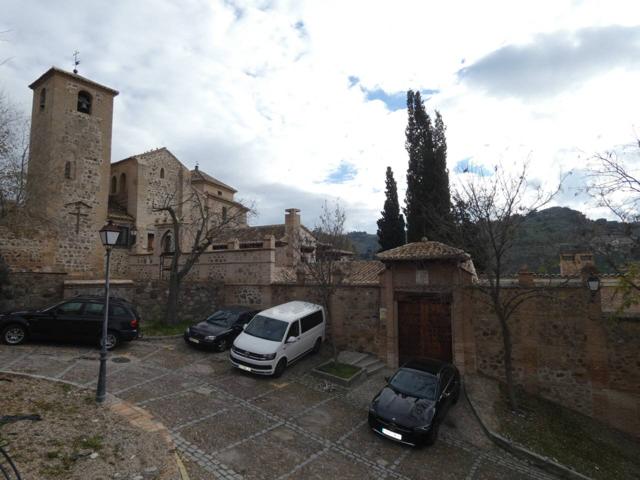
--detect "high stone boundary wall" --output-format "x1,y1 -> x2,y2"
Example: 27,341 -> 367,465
472,285 -> 640,438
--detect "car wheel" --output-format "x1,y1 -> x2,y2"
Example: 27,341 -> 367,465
273,358 -> 287,378
312,338 -> 322,354
424,421 -> 439,446
100,331 -> 119,350
2,324 -> 27,345
216,338 -> 229,351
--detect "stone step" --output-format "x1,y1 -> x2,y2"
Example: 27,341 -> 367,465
365,361 -> 386,376
354,356 -> 380,369
337,351 -> 368,365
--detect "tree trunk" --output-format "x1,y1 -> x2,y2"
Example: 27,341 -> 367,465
165,273 -> 180,325
324,295 -> 339,362
498,313 -> 518,410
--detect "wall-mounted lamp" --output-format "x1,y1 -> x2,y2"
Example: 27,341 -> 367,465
587,275 -> 600,301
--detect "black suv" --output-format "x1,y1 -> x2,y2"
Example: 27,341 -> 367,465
0,296 -> 141,350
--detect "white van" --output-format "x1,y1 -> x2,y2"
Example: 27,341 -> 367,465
229,301 -> 325,377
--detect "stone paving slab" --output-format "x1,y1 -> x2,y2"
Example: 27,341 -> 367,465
4,351 -> 72,377
141,389 -> 229,429
0,340 -> 561,480
59,359 -> 102,384
180,404 -> 275,453
118,371 -> 203,403
249,381 -> 334,419
106,363 -> 170,393
211,370 -> 282,399
214,425 -> 322,479
395,440 -> 478,479
285,449 -> 385,480
145,343 -> 211,370
339,422 -> 407,466
290,397 -> 366,442
473,460 -> 542,480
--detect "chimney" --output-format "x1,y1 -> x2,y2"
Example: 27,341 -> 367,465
284,208 -> 301,267
518,267 -> 534,287
285,208 -> 301,232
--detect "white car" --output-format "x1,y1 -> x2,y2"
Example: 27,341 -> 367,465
230,301 -> 325,377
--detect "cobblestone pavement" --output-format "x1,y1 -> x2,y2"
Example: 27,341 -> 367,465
0,340 -> 560,480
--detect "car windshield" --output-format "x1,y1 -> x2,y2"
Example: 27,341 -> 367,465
389,368 -> 438,400
243,315 -> 288,342
206,311 -> 239,327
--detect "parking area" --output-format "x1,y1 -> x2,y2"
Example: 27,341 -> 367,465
0,339 -> 558,480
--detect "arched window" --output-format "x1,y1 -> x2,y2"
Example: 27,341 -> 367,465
161,232 -> 174,254
119,173 -> 126,193
77,90 -> 92,114
64,161 -> 72,179
39,88 -> 46,111
110,176 -> 117,194
160,168 -> 165,179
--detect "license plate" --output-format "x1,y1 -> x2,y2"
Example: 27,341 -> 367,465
381,428 -> 402,441
188,337 -> 200,344
238,365 -> 251,372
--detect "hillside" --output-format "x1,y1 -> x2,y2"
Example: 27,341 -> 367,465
348,207 -> 640,273
346,231 -> 379,259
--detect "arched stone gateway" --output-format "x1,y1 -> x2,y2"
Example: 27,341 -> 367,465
376,239 -> 477,371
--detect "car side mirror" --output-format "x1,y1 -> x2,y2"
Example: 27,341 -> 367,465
384,376 -> 390,383
242,323 -> 247,330
286,336 -> 298,344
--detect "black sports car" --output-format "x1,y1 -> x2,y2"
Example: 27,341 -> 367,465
368,358 -> 460,446
184,307 -> 259,351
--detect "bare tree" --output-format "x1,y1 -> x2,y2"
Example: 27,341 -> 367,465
587,140 -> 640,307
304,200 -> 353,361
0,92 -> 29,218
455,162 -> 562,410
153,186 -> 253,324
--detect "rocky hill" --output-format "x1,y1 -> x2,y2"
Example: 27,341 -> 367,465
348,207 -> 639,273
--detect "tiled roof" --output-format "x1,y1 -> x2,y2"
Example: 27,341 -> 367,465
376,240 -> 469,262
273,260 -> 384,286
214,225 -> 287,243
345,260 -> 385,284
190,168 -> 237,193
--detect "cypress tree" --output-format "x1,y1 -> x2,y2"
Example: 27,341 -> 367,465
377,167 -> 406,251
404,90 -> 451,243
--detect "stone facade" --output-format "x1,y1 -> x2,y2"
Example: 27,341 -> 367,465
26,68 -> 118,276
471,283 -> 640,438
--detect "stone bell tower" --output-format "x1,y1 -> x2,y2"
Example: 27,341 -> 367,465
26,67 -> 119,275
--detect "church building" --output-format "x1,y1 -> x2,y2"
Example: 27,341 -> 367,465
16,66 -> 318,281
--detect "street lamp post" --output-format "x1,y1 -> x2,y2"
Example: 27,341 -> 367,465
96,220 -> 121,403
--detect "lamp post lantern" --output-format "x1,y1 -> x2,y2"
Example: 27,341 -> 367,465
96,220 -> 121,403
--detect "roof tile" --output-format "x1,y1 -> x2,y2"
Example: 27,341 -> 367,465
377,240 -> 469,262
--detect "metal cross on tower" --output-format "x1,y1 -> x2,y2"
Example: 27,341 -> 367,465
73,50 -> 80,74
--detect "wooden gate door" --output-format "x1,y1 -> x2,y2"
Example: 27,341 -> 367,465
398,299 -> 452,364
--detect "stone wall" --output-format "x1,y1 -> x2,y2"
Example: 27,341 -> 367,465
63,279 -> 223,324
0,226 -> 56,272
269,284 -> 384,359
127,248 -> 275,285
0,272 -> 67,312
472,286 -> 640,437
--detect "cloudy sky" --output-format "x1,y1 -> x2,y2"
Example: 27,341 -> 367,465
2,0 -> 639,232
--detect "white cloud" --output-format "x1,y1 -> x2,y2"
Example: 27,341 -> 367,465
1,0 -> 639,232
